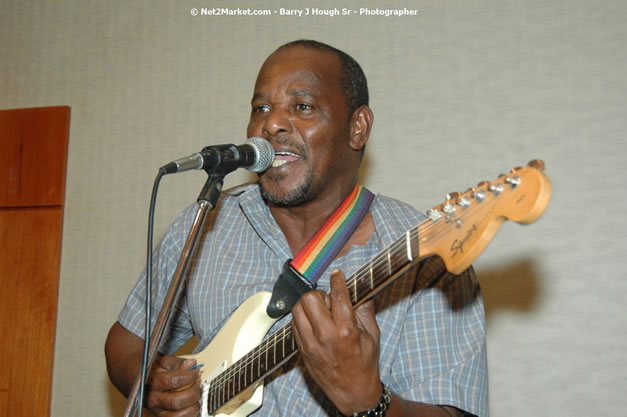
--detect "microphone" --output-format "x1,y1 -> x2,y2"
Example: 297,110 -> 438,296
160,137 -> 275,175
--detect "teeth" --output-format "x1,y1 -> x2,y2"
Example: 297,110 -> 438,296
275,151 -> 298,157
272,160 -> 288,168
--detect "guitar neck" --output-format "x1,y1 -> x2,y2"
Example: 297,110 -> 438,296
205,225 -> 423,415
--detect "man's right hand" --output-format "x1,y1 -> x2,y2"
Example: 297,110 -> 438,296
105,322 -> 202,417
144,355 -> 202,416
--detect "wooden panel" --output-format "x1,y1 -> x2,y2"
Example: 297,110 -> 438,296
0,208 -> 63,416
0,106 -> 69,416
0,106 -> 70,207
0,390 -> 7,417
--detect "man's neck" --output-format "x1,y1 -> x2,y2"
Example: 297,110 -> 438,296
268,184 -> 375,258
269,199 -> 343,256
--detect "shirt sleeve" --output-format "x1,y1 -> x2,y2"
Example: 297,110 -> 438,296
385,258 -> 489,416
117,206 -> 197,354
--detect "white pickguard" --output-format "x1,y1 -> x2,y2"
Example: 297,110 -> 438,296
182,291 -> 277,417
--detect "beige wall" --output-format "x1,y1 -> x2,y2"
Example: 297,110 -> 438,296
1,1 -> 625,415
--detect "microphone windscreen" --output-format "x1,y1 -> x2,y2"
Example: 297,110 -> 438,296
246,137 -> 275,172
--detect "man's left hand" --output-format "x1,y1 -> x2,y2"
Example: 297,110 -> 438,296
291,269 -> 383,416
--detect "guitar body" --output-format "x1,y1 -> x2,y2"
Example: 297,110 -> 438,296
183,291 -> 276,417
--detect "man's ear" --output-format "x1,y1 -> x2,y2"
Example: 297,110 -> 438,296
349,105 -> 374,151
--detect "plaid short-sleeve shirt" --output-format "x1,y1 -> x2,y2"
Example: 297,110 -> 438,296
119,184 -> 488,416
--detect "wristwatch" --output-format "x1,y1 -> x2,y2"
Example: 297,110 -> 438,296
338,383 -> 392,417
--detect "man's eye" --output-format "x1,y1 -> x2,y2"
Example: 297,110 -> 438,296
296,103 -> 312,111
253,104 -> 270,113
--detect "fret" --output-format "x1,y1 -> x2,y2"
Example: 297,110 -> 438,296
222,367 -> 229,399
209,386 -> 214,415
249,352 -> 255,384
266,337 -> 272,372
256,346 -> 261,379
406,230 -> 413,261
369,261 -> 374,289
225,371 -> 229,405
354,276 -> 364,303
282,327 -> 286,358
214,379 -> 218,411
387,250 -> 392,276
255,346 -> 261,378
224,374 -> 229,402
244,354 -> 250,387
221,377 -> 225,410
250,350 -> 256,382
214,386 -> 218,414
237,354 -> 246,392
223,375 -> 230,398
246,351 -> 253,383
374,256 -> 389,283
217,385 -> 221,413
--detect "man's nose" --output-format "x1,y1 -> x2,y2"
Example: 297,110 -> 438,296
262,108 -> 292,137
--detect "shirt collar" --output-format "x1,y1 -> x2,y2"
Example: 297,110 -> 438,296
237,183 -> 387,263
238,185 -> 292,261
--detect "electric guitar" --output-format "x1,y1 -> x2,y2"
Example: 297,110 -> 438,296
184,160 -> 552,417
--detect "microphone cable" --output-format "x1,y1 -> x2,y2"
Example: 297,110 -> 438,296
137,166 -> 167,417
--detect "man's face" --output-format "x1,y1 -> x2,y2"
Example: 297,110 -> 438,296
247,46 -> 355,206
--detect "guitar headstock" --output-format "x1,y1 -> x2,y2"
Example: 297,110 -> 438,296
419,160 -> 552,274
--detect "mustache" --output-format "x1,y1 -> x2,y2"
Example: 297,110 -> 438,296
272,135 -> 308,159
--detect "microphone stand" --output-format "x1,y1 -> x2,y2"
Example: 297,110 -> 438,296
122,167 -> 230,417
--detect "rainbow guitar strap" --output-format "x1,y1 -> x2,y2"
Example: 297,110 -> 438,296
266,184 -> 375,319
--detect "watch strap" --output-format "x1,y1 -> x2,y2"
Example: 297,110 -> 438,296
338,383 -> 392,417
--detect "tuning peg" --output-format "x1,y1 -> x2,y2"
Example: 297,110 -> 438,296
473,189 -> 487,202
446,191 -> 471,208
458,197 -> 471,208
426,208 -> 442,221
528,159 -> 545,171
442,201 -> 456,214
504,175 -> 521,187
488,183 -> 504,195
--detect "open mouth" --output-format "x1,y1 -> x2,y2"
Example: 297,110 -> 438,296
272,151 -> 300,168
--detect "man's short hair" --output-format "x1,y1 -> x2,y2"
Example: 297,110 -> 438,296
276,40 -> 369,116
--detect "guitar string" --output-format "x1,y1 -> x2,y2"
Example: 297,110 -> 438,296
206,183 -> 511,407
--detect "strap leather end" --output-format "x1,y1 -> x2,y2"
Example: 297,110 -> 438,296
266,260 -> 315,319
